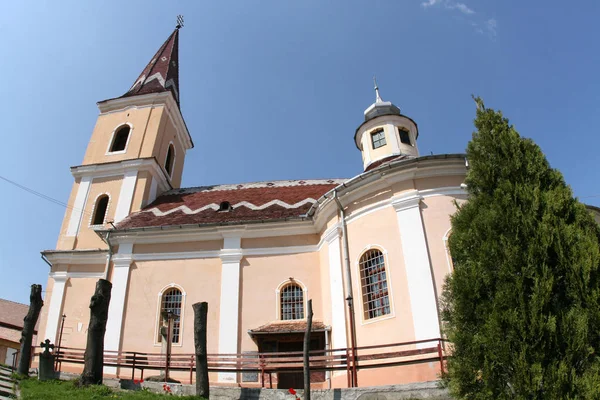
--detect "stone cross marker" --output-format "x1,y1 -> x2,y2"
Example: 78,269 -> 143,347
39,339 -> 56,381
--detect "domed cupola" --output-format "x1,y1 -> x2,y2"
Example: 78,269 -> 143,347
355,79 -> 419,171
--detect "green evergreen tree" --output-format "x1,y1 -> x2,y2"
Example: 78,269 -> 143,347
441,98 -> 600,399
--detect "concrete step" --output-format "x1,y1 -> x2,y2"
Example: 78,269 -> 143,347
0,380 -> 10,389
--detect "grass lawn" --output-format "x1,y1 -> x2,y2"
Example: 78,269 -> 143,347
19,379 -> 204,399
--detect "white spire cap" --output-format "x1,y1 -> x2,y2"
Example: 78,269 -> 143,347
374,76 -> 383,103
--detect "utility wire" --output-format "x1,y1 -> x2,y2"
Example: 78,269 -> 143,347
0,174 -> 92,218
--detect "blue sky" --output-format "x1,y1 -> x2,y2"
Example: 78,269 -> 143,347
1,0 -> 599,304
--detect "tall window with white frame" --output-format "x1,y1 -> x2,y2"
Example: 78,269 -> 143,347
158,288 -> 182,343
165,144 -> 175,177
280,283 -> 304,320
91,195 -> 109,225
371,129 -> 386,149
359,249 -> 391,319
109,125 -> 130,153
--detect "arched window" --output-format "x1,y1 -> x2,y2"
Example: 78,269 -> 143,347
92,195 -> 109,225
398,128 -> 411,146
158,288 -> 183,344
109,125 -> 130,152
359,249 -> 390,319
280,284 -> 304,320
165,144 -> 175,177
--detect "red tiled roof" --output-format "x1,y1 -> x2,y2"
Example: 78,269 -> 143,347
249,320 -> 328,335
117,180 -> 345,230
0,299 -> 30,329
365,155 -> 410,171
120,28 -> 181,106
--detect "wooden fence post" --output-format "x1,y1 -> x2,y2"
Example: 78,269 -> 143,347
17,284 -> 43,376
193,302 -> 209,398
81,279 -> 112,385
303,299 -> 313,400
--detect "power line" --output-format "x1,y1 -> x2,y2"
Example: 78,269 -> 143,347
0,174 -> 92,218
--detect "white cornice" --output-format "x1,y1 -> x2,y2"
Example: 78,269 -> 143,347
97,92 -> 193,151
43,250 -> 108,265
109,220 -> 317,245
220,250 -> 243,263
391,190 -> 422,212
71,158 -> 170,194
49,271 -> 105,280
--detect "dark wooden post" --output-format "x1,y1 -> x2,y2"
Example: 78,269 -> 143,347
193,302 -> 209,398
17,284 -> 43,375
303,299 -> 313,400
81,279 -> 112,385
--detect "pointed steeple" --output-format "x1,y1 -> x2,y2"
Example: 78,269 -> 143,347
121,28 -> 181,106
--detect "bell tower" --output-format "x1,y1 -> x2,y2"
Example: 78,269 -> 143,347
55,27 -> 193,251
354,79 -> 419,171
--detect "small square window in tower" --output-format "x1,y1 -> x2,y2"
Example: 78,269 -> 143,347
371,130 -> 386,149
398,129 -> 411,146
110,126 -> 130,152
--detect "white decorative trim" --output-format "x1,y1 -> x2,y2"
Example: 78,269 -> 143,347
145,198 -> 318,217
153,283 -> 187,347
394,195 -> 440,348
88,192 -> 111,227
355,246 -> 396,325
71,158 -> 170,195
442,228 -> 454,273
49,271 -> 105,279
147,177 -> 158,206
275,279 -> 308,321
43,251 -> 108,265
218,236 -> 242,383
66,176 -> 92,236
44,274 -> 68,344
323,225 -> 341,244
326,229 -> 348,350
105,242 -> 133,366
105,123 -> 133,155
391,190 -> 422,212
114,170 -> 138,223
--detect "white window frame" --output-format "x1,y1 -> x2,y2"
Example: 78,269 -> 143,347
88,192 -> 111,228
275,279 -> 308,321
443,228 -> 454,273
371,129 -> 387,149
153,283 -> 186,347
106,123 -> 133,155
355,245 -> 396,325
397,127 -> 413,146
164,141 -> 176,179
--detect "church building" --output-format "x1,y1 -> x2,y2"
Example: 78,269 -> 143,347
38,26 -> 472,388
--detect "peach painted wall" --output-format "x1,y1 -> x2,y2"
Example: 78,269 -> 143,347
73,176 -> 124,250
239,252 -> 323,352
344,205 -> 416,346
152,115 -> 185,189
120,258 -> 222,356
59,278 -> 100,349
56,179 -> 81,250
82,106 -> 164,165
241,234 -> 320,249
133,240 -> 222,254
421,195 -> 467,298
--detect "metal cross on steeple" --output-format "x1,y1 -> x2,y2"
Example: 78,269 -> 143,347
373,76 -> 383,103
176,15 -> 184,29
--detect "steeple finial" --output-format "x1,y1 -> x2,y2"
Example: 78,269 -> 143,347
374,76 -> 383,103
176,15 -> 184,29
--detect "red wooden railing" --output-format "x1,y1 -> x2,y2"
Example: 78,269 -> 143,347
39,338 -> 448,387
